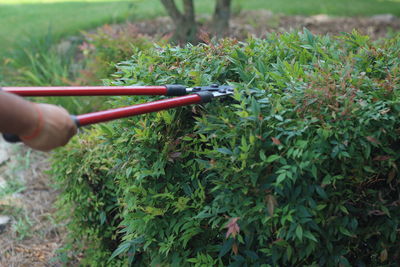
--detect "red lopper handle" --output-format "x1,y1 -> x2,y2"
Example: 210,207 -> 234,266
1,85 -> 188,97
76,94 -> 205,126
1,86 -> 167,96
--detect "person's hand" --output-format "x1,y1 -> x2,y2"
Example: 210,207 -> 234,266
21,104 -> 77,151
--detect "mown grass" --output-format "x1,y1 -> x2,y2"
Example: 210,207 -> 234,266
128,0 -> 400,18
0,1 -> 136,56
238,0 -> 400,16
1,0 -> 399,58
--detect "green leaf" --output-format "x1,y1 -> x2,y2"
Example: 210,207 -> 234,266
311,165 -> 317,179
100,211 -> 106,225
259,151 -> 267,161
296,225 -> 303,241
217,148 -> 233,155
98,124 -> 114,137
109,238 -> 144,261
286,245 -> 293,260
244,250 -> 259,260
126,167 -> 133,177
339,226 -> 353,237
276,173 -> 286,184
219,238 -> 234,258
303,231 -> 318,242
339,205 -> 349,215
194,211 -> 213,219
315,186 -> 328,200
266,154 -> 280,163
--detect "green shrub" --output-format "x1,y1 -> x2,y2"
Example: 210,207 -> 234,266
51,30 -> 400,266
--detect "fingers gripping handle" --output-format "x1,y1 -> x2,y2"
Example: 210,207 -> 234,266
2,133 -> 21,143
2,115 -> 79,143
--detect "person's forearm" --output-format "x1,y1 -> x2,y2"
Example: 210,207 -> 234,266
0,91 -> 38,136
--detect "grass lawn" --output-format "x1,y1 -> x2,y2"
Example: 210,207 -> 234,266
136,0 -> 400,18
0,0 -> 399,58
236,0 -> 400,16
0,0 -> 138,57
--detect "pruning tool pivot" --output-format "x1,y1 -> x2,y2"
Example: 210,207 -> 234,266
188,84 -> 234,96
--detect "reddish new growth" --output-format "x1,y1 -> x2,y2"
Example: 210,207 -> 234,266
296,66 -> 358,122
226,217 -> 240,239
271,137 -> 282,146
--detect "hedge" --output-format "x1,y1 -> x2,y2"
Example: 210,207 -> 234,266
51,30 -> 400,266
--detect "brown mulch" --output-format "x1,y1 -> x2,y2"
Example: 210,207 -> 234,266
232,11 -> 400,39
0,144 -> 66,267
109,10 -> 400,40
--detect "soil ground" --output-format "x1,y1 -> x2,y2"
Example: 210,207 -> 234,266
0,10 -> 399,266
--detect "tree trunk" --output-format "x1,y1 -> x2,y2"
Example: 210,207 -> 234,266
160,0 -> 197,44
212,0 -> 232,38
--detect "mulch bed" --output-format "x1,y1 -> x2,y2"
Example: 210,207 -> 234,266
105,10 -> 400,41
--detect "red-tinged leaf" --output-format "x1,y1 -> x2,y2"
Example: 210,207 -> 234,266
168,152 -> 182,162
380,248 -> 388,262
368,210 -> 385,216
271,137 -> 282,145
225,217 -> 240,239
172,138 -> 182,146
373,155 -> 391,161
380,108 -> 390,115
266,194 -> 278,216
198,29 -> 211,44
366,136 -> 380,144
388,169 -> 396,183
191,106 -> 200,114
232,242 -> 239,255
169,152 -> 182,159
271,238 -> 284,245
